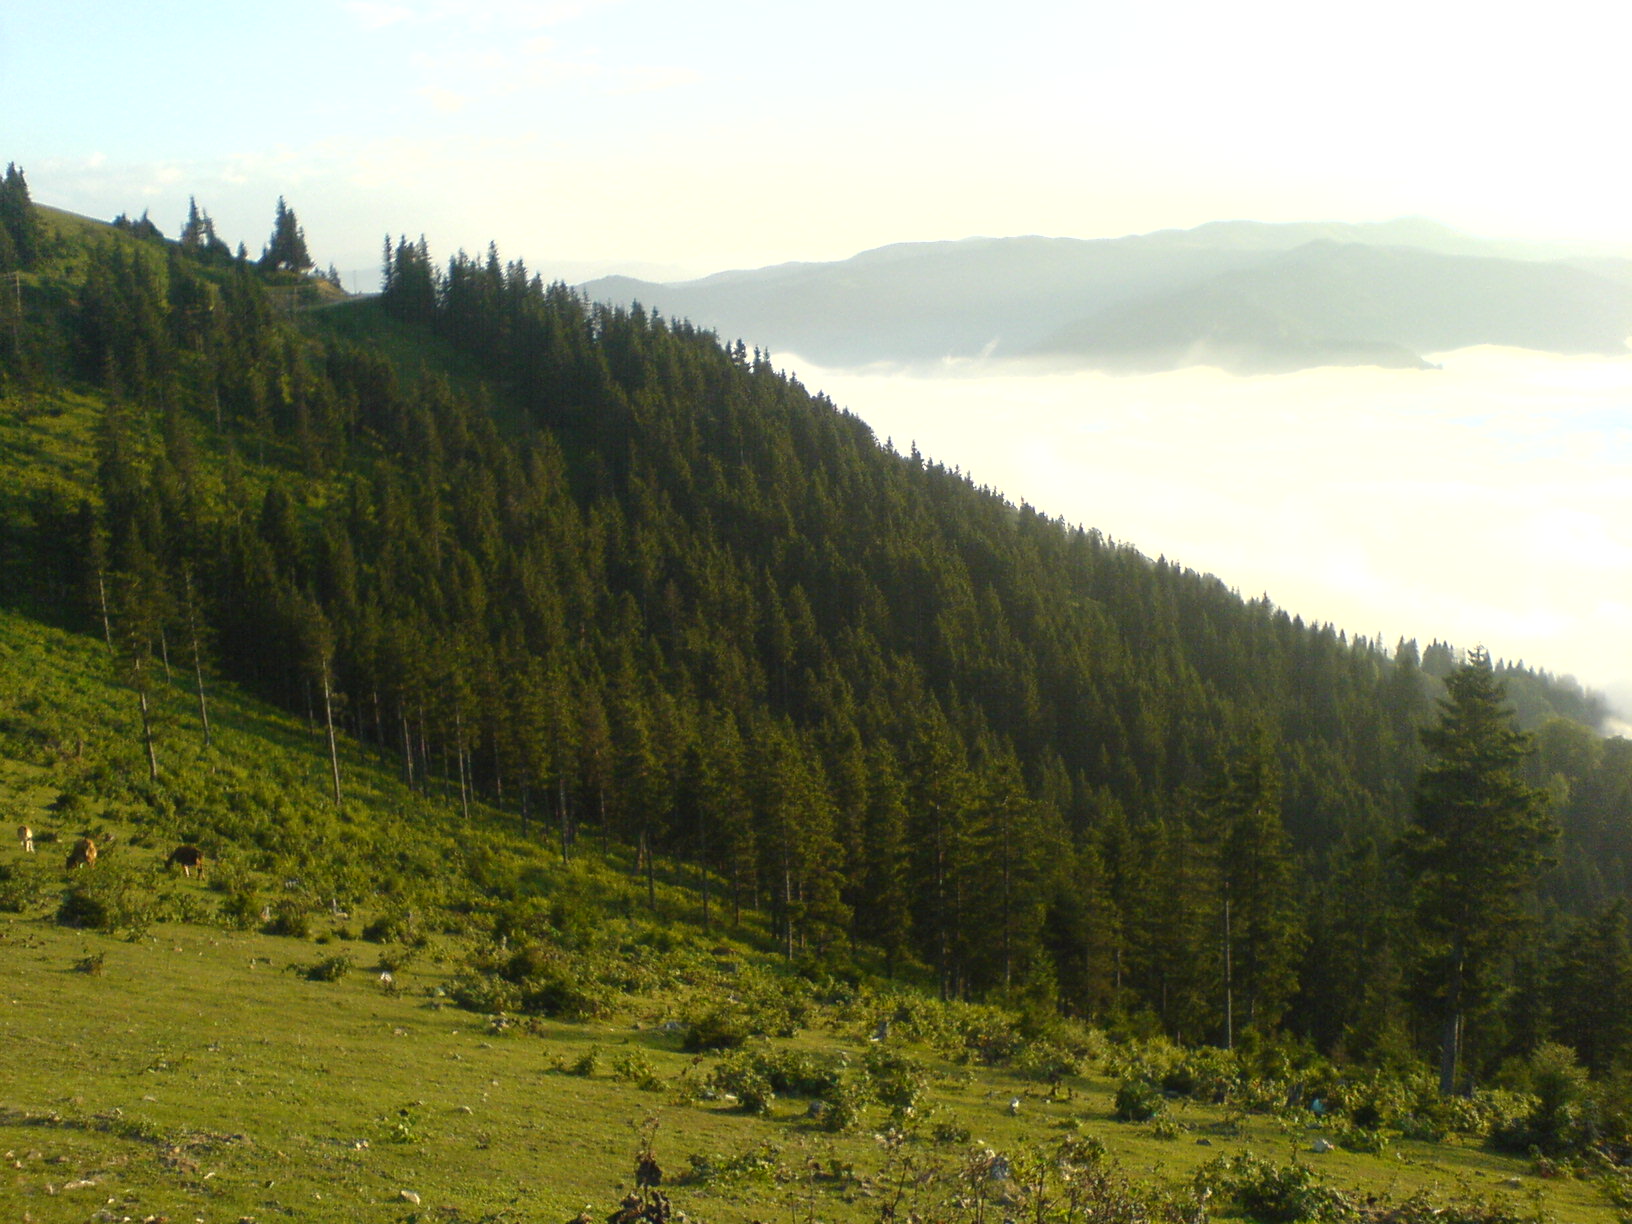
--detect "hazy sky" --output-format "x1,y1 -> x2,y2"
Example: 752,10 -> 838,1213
4,1 -> 1631,283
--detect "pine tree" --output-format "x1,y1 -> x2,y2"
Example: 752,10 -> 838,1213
1549,902 -> 1632,1075
1203,735 -> 1304,1043
260,196 -> 312,273
1401,648 -> 1556,1094
0,163 -> 41,270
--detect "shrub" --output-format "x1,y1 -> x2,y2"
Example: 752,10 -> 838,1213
1148,1114 -> 1184,1140
0,862 -> 45,912
263,899 -> 312,938
362,908 -> 423,945
1113,1079 -> 1165,1123
682,1000 -> 753,1052
56,864 -> 156,935
448,941 -> 615,1021
815,1076 -> 871,1132
862,1048 -> 929,1117
733,968 -> 814,1038
757,1048 -> 842,1097
517,966 -> 612,1020
679,1140 -> 784,1186
1195,1153 -> 1353,1224
609,1048 -> 663,1091
303,953 -> 354,982
567,1051 -> 607,1077
1328,1120 -> 1390,1155
1491,1043 -> 1594,1157
447,971 -> 519,1014
709,1052 -> 777,1115
1015,1041 -> 1081,1083
1375,1188 -> 1530,1224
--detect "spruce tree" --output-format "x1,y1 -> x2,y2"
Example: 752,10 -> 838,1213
1400,647 -> 1555,1094
260,196 -> 312,273
1203,735 -> 1304,1044
0,162 -> 41,270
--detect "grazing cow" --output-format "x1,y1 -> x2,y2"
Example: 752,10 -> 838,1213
66,836 -> 97,870
64,842 -> 96,874
17,825 -> 33,853
166,844 -> 205,878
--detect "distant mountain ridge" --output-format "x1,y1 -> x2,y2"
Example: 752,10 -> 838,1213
581,219 -> 1632,374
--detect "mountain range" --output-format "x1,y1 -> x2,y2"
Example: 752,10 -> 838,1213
582,219 -> 1632,374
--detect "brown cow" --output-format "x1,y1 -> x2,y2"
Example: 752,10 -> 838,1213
17,825 -> 32,853
166,844 -> 205,878
65,837 -> 97,870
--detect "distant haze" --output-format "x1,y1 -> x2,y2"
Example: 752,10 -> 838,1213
784,348 -> 1632,730
583,222 -> 1632,376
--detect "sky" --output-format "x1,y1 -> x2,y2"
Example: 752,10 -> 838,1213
4,1 -> 1632,284
2,0 -> 1630,714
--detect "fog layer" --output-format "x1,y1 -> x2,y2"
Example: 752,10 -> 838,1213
786,347 -> 1632,726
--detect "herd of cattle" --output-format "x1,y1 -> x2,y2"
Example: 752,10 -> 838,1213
15,824 -> 204,877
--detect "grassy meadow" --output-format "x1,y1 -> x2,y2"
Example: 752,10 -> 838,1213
0,606 -> 1622,1223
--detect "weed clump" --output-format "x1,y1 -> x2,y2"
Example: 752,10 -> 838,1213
74,950 -> 105,975
610,1048 -> 664,1092
302,953 -> 354,982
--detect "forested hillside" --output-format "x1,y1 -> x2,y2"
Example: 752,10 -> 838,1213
3,169 -> 1631,1090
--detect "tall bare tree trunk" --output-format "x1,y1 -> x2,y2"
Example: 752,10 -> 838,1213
1222,895 -> 1234,1051
1440,941 -> 1466,1095
399,707 -> 414,789
134,654 -> 159,781
558,784 -> 571,867
320,656 -> 342,806
184,572 -> 211,747
558,775 -> 571,865
96,569 -> 113,652
454,710 -> 470,820
699,811 -> 710,931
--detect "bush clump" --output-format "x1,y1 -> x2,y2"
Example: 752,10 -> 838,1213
1195,1153 -> 1352,1224
303,953 -> 354,982
862,1048 -> 929,1118
813,1075 -> 871,1132
448,940 -> 614,1021
1490,1043 -> 1595,1157
681,1000 -> 753,1052
609,1048 -> 664,1091
262,899 -> 312,938
709,1051 -> 776,1115
56,864 -> 156,935
1113,1078 -> 1165,1123
0,862 -> 45,913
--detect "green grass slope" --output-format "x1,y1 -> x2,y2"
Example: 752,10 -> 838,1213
0,608 -> 1621,1223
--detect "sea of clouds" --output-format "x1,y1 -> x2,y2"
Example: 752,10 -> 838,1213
784,347 -> 1632,733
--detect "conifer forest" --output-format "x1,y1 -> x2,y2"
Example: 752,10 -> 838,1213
4,166 -> 1631,1102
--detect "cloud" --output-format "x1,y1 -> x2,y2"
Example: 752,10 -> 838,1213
781,348 -> 1632,710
